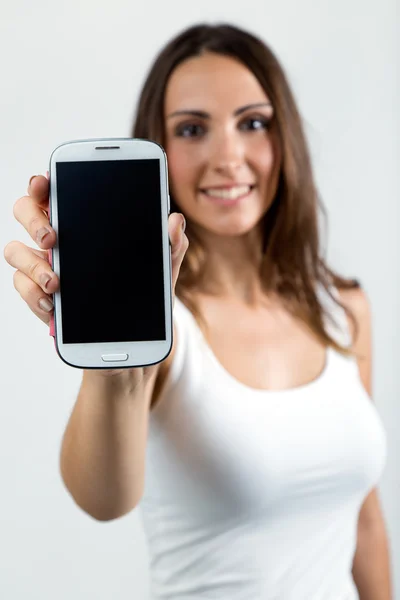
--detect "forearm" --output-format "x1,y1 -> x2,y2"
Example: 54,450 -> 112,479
352,522 -> 393,600
59,370 -> 155,521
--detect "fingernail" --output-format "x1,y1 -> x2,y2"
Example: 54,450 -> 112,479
28,175 -> 39,187
36,227 -> 51,244
181,215 -> 186,233
40,272 -> 52,290
39,297 -> 54,312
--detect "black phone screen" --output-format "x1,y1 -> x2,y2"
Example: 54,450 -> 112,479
55,159 -> 166,344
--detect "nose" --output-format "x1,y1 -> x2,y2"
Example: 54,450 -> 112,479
209,128 -> 244,176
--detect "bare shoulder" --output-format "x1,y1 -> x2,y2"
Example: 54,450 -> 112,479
337,284 -> 372,394
150,323 -> 177,412
337,284 -> 371,316
337,284 -> 372,343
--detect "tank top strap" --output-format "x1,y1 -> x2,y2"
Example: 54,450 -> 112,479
164,296 -> 203,391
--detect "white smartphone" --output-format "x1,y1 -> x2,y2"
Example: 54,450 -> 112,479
48,138 -> 173,369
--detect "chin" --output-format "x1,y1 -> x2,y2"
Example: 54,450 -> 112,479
204,215 -> 263,237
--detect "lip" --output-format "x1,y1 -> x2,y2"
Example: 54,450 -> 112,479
199,184 -> 255,206
199,183 -> 256,191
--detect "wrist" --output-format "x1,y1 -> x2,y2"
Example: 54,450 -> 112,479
82,368 -> 146,401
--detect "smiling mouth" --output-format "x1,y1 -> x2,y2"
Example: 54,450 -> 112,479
199,184 -> 255,201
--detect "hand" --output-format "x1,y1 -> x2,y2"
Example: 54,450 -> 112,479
4,174 -> 188,379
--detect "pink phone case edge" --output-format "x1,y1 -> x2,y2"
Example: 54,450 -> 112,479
48,248 -> 55,340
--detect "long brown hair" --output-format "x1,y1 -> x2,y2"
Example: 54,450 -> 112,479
133,23 -> 360,355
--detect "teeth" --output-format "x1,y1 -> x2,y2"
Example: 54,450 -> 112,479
203,185 -> 251,200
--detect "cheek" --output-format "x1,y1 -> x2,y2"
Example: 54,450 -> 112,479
254,138 -> 276,172
250,138 -> 281,189
166,142 -> 204,196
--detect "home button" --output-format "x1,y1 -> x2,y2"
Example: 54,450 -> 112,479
101,353 -> 129,362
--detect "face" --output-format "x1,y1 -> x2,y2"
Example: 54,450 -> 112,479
164,52 -> 281,238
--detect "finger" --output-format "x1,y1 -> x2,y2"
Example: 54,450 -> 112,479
13,270 -> 54,325
13,194 -> 56,249
168,213 -> 188,292
4,241 -> 59,295
4,243 -> 49,264
27,174 -> 49,206
168,212 -> 186,257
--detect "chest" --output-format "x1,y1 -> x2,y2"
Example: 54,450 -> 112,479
198,299 -> 327,391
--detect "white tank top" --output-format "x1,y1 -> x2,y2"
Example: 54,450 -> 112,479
138,284 -> 387,600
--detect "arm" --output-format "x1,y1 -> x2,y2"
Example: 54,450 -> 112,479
60,325 -> 176,522
352,490 -> 393,600
59,368 -> 158,521
339,287 -> 393,600
5,175 -> 186,522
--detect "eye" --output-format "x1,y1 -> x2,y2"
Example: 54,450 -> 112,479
175,123 -> 206,138
239,116 -> 271,132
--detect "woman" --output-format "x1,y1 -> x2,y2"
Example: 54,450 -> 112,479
5,23 -> 392,600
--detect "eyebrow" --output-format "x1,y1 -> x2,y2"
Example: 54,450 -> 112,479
166,102 -> 273,120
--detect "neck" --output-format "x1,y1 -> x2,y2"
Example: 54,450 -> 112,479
192,223 -> 266,304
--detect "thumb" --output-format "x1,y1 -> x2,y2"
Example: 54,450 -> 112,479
168,213 -> 188,294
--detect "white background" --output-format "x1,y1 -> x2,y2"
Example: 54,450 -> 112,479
0,1 -> 398,598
